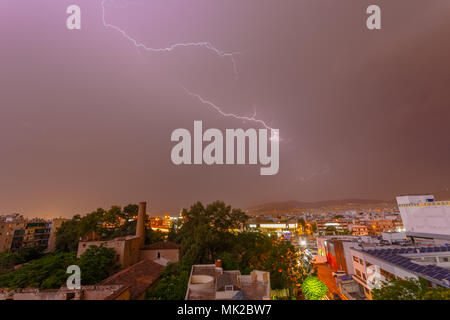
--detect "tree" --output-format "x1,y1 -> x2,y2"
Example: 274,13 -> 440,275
338,229 -> 352,235
145,228 -> 165,245
78,245 -> 119,285
302,276 -> 328,300
0,248 -> 44,275
0,252 -> 77,289
147,263 -> 189,300
149,201 -> 313,300
55,203 -> 143,252
423,288 -> 450,300
55,215 -> 83,252
177,201 -> 248,268
0,245 -> 119,290
262,240 -> 303,292
325,226 -> 337,235
372,277 -> 450,300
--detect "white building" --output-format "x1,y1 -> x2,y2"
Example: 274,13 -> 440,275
397,194 -> 450,245
349,246 -> 450,299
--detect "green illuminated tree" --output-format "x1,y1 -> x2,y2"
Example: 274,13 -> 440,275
301,276 -> 328,300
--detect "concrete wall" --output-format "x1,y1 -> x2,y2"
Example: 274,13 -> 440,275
46,219 -> 66,252
140,248 -> 179,262
77,236 -> 141,268
397,195 -> 450,236
0,285 -> 128,300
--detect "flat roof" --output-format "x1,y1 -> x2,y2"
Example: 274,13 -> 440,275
360,246 -> 450,287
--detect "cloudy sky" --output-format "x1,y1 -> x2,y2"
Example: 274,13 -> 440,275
1,0 -> 449,217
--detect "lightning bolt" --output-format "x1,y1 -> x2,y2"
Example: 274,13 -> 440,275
100,0 -> 280,142
182,86 -> 280,142
101,0 -> 239,78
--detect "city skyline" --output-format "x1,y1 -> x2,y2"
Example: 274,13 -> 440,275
1,0 -> 450,218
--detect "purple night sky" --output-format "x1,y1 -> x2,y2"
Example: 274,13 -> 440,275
1,0 -> 449,217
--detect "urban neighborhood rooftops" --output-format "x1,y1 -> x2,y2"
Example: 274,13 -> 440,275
185,264 -> 271,300
102,259 -> 165,299
360,246 -> 450,287
143,241 -> 180,250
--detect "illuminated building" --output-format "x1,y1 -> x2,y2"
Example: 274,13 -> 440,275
247,222 -> 299,238
315,219 -> 350,234
350,246 -> 450,299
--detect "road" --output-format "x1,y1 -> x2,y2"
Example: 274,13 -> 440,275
314,263 -> 341,300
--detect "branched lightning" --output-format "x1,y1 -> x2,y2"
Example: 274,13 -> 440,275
101,0 -> 240,78
182,86 -> 280,142
100,0 -> 280,142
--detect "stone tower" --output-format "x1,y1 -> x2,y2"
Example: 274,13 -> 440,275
136,202 -> 146,248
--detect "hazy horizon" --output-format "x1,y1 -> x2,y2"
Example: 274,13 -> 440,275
1,0 -> 449,218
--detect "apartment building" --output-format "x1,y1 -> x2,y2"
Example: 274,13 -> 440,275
397,194 -> 450,246
349,246 -> 450,299
185,261 -> 271,300
0,215 -> 26,252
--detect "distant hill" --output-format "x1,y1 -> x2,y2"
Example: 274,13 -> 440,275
247,199 -> 395,214
247,190 -> 450,215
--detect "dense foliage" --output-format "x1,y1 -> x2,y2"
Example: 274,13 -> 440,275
77,246 -> 119,285
148,263 -> 190,300
0,252 -> 77,289
55,204 -> 163,252
0,248 -> 44,275
149,201 -> 314,299
0,246 -> 118,289
372,277 -> 450,300
301,276 -> 328,300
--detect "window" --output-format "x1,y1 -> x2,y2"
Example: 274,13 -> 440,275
366,261 -> 372,268
360,258 -> 364,265
355,269 -> 362,277
353,256 -> 359,263
362,273 -> 366,280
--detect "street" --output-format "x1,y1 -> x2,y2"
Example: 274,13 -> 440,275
314,263 -> 341,300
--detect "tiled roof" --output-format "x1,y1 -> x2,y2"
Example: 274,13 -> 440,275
101,259 -> 164,299
363,246 -> 450,285
143,241 -> 180,250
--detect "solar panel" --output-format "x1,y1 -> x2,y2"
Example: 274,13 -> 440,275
415,266 -> 426,272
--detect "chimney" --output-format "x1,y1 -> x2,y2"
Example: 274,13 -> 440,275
215,260 -> 222,268
136,202 -> 146,248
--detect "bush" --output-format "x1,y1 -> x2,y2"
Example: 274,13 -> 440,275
78,245 -> 119,285
301,276 -> 328,300
0,252 -> 76,289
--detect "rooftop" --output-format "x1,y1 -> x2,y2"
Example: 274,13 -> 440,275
361,246 -> 450,287
185,265 -> 270,300
143,241 -> 180,250
102,259 -> 164,299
